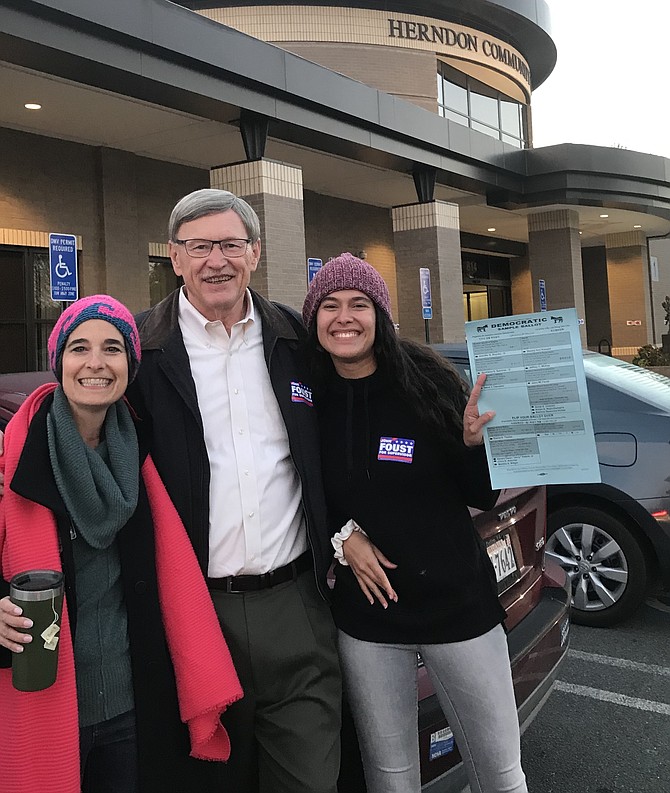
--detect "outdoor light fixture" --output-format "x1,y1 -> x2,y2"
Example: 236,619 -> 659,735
24,103 -> 41,110
634,224 -> 642,229
487,227 -> 496,232
599,213 -> 609,218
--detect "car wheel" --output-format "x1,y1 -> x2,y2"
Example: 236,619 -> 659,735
546,506 -> 649,628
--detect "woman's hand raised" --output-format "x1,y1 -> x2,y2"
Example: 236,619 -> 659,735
463,373 -> 495,447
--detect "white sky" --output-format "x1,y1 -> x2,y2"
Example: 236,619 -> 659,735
531,0 -> 670,157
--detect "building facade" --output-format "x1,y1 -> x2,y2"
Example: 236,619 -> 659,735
1,0 -> 670,371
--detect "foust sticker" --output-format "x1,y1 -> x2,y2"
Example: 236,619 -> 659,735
290,381 -> 313,407
429,727 -> 454,761
378,436 -> 415,463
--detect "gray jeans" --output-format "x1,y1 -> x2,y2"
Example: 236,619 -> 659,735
338,624 -> 527,793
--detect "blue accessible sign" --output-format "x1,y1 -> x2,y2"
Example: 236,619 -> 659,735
49,233 -> 78,301
419,267 -> 432,320
538,278 -> 547,312
307,257 -> 322,285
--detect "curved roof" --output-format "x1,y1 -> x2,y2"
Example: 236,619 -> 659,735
178,0 -> 557,88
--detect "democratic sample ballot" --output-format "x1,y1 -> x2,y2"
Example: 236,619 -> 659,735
465,308 -> 601,489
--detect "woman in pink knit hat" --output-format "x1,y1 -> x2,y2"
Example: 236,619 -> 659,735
0,295 -> 241,793
303,254 -> 527,793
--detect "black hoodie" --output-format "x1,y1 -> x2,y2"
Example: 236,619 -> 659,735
319,368 -> 506,644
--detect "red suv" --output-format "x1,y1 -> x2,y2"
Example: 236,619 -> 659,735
0,371 -> 570,792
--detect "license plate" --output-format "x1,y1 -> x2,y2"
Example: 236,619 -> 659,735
486,531 -> 520,594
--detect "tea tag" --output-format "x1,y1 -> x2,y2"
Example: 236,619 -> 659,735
41,623 -> 60,644
43,635 -> 59,652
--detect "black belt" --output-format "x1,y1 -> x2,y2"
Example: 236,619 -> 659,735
207,550 -> 312,593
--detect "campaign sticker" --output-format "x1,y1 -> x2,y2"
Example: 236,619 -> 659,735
377,436 -> 415,463
291,381 -> 313,407
429,727 -> 454,761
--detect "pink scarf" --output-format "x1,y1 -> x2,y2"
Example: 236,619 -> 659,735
0,383 -> 243,793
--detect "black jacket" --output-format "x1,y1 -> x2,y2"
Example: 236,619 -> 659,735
0,395 -> 222,792
128,289 -> 332,599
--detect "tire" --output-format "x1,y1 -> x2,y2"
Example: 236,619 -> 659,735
546,506 -> 649,628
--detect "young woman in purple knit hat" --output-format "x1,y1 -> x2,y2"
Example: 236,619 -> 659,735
0,295 -> 240,793
303,254 -> 528,793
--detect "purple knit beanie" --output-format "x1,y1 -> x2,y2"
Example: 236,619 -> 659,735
48,295 -> 142,382
302,253 -> 392,328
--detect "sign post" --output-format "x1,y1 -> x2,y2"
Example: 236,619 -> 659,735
538,278 -> 547,312
419,267 -> 432,343
49,233 -> 78,302
307,257 -> 323,285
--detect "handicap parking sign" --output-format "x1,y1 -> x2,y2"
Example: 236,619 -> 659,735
49,233 -> 78,301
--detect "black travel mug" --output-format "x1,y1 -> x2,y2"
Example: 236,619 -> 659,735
9,570 -> 64,692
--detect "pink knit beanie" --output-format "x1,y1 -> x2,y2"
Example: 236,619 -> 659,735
48,295 -> 141,382
302,253 -> 392,328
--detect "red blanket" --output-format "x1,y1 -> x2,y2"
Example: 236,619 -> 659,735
0,383 -> 242,793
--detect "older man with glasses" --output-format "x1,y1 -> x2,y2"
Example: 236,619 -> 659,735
127,188 -> 341,793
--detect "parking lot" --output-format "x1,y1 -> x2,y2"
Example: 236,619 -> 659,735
522,594 -> 670,792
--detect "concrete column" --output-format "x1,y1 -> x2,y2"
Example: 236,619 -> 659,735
96,148 -> 148,311
527,209 -> 586,345
391,201 -> 462,343
210,160 -> 306,311
509,254 -> 533,315
605,231 -> 652,358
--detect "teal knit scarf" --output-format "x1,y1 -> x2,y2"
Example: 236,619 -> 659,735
46,388 -> 139,547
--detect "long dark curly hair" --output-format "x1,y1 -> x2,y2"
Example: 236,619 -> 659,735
306,305 -> 469,441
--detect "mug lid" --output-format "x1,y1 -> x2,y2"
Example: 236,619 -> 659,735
10,570 -> 64,598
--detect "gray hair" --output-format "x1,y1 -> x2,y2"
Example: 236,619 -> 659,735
168,188 -> 261,242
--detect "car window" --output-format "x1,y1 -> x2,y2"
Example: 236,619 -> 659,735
583,352 -> 670,412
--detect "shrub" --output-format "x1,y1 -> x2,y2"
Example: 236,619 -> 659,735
632,344 -> 670,367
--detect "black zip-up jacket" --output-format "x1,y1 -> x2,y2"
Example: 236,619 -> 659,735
128,289 -> 332,600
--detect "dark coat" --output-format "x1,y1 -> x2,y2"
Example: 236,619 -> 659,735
128,288 -> 333,599
0,395 -> 225,792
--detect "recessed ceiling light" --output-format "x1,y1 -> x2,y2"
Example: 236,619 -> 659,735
579,231 -> 583,235
487,227 -> 496,232
633,224 -> 642,229
600,213 -> 609,218
24,102 -> 42,110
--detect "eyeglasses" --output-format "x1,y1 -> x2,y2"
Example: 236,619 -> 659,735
174,238 -> 252,258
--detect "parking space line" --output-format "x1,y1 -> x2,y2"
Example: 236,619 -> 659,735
554,681 -> 670,715
568,649 -> 670,677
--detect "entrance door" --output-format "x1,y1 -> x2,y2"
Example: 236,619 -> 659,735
463,284 -> 512,323
0,247 -> 62,372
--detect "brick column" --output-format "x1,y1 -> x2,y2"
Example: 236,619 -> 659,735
527,209 -> 586,345
210,160 -> 306,311
391,201 -> 462,343
606,231 -> 652,358
96,148 -> 149,311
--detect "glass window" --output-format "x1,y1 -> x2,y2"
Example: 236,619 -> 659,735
445,109 -> 469,127
470,91 -> 499,127
500,100 -> 521,137
33,253 -> 62,320
472,121 -> 497,138
149,259 -> 181,306
437,61 -> 528,147
502,133 -> 522,148
442,81 -> 468,115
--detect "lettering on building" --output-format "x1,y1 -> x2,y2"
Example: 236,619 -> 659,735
388,18 -> 530,84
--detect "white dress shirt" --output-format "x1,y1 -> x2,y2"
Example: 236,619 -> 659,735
178,288 -> 308,577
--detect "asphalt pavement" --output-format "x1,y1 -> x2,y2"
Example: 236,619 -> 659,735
521,595 -> 670,793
